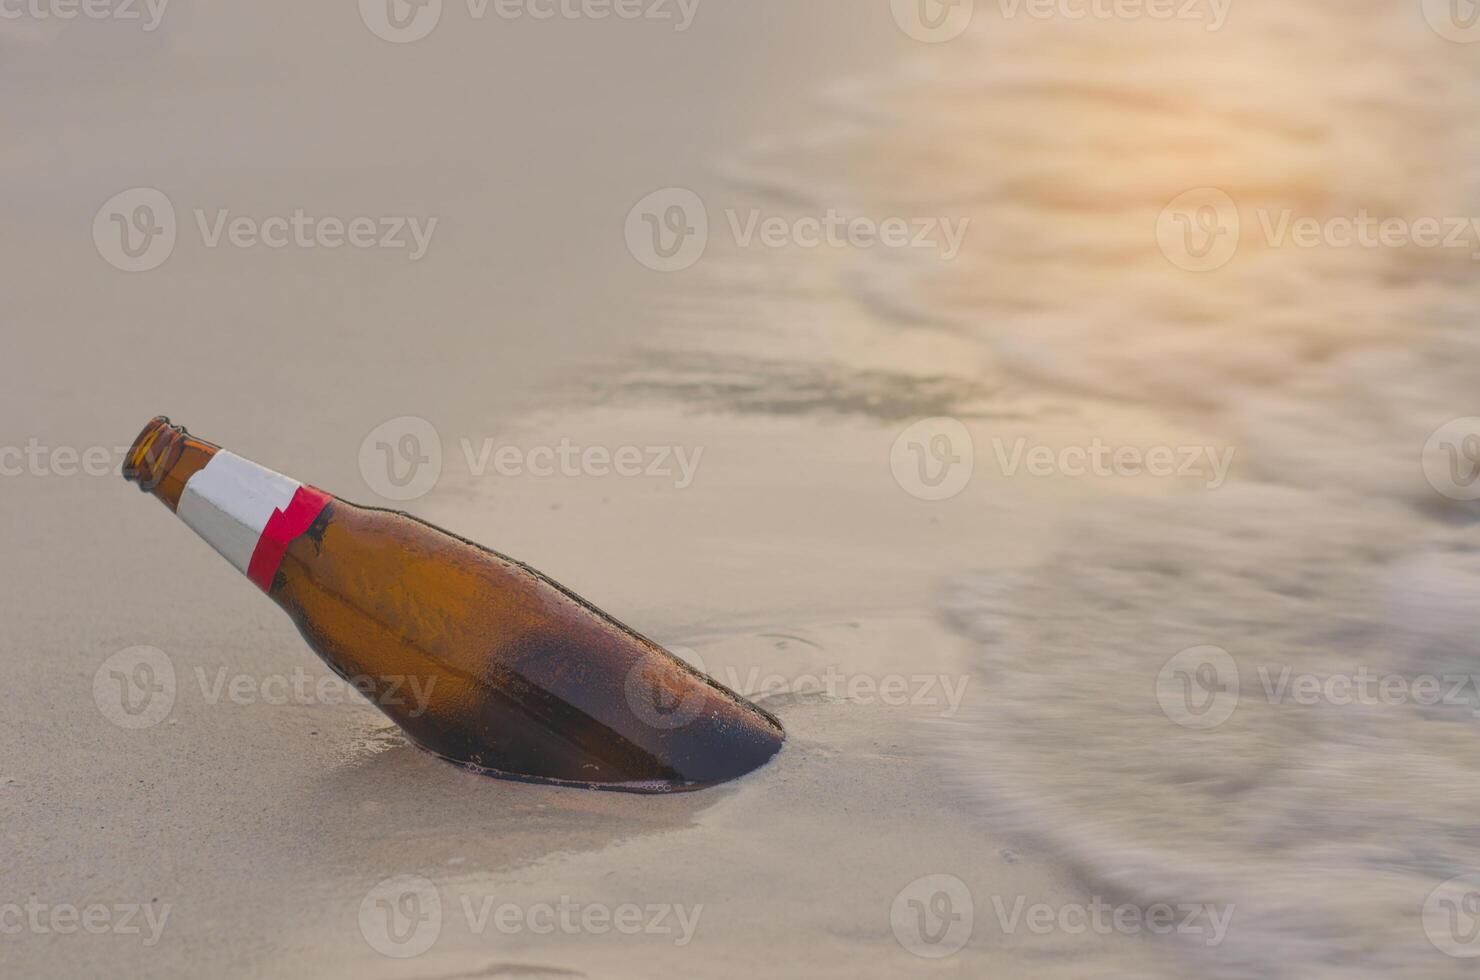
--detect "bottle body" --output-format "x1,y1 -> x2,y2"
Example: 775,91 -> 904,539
124,417 -> 784,792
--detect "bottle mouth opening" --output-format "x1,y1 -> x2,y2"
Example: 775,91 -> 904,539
123,416 -> 184,491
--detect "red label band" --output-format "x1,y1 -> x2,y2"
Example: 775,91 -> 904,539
246,486 -> 334,593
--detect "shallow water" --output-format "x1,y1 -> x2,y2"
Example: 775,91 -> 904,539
685,4 -> 1480,977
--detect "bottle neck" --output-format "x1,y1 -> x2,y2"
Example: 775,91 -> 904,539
123,416 -> 220,511
123,417 -> 334,593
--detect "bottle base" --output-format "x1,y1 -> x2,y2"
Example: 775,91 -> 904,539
416,741 -> 783,794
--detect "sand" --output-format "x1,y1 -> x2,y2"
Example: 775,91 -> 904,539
1,3 -> 1176,978
11,2 -> 1468,977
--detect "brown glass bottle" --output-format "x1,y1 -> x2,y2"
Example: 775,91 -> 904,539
123,417 -> 783,792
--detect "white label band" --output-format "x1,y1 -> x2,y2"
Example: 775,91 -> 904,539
177,451 -> 304,577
